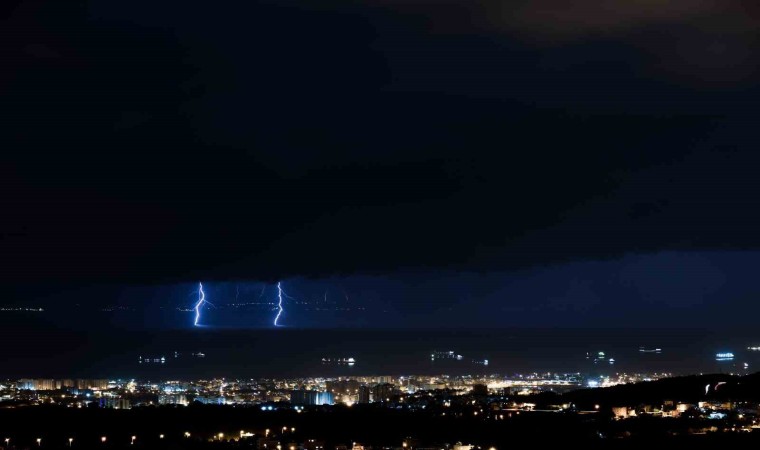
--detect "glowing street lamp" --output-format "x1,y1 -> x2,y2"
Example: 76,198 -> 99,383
69,438 -> 74,447
101,436 -> 107,444
217,433 -> 224,440
159,435 -> 164,440
36,438 -> 41,447
4,438 -> 9,447
131,436 -> 136,445
184,432 -> 191,438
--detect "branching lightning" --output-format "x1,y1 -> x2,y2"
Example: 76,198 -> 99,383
193,282 -> 214,327
273,282 -> 301,326
274,282 -> 285,326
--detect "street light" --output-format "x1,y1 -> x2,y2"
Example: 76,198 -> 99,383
4,438 -> 9,448
184,432 -> 191,438
217,433 -> 224,441
36,438 -> 41,447
159,435 -> 164,440
101,437 -> 107,444
131,436 -> 136,445
69,438 -> 74,447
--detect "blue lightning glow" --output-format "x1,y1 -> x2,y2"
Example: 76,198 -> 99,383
193,282 -> 214,327
274,282 -> 285,326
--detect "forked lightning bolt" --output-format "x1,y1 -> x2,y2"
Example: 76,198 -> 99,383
274,282 -> 285,326
193,282 -> 214,327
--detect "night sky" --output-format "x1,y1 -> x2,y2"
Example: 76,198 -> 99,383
3,1 -> 760,331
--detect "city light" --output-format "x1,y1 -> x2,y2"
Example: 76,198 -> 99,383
0,370 -> 747,446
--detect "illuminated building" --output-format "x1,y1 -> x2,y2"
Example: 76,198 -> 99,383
194,396 -> 225,405
75,379 -> 109,390
99,398 -> 131,409
16,378 -> 107,391
372,383 -> 397,403
17,379 -> 55,390
17,379 -> 35,390
37,379 -> 55,390
326,379 -> 360,396
358,386 -> 371,404
290,390 -> 334,405
158,394 -> 188,406
316,391 -> 335,405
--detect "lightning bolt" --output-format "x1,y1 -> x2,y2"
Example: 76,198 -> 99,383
193,282 -> 214,327
274,282 -> 285,327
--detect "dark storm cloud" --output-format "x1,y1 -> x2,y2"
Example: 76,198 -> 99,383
310,0 -> 760,85
2,1 -> 759,285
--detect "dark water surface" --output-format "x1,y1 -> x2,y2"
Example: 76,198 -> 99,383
1,312 -> 756,379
